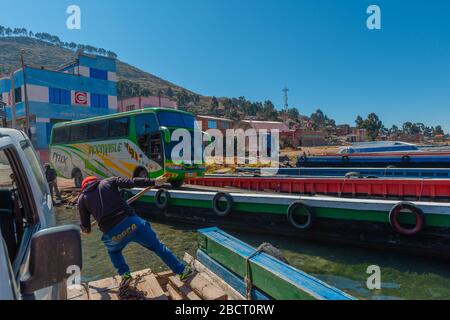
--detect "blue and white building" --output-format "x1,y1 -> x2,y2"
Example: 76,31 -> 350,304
0,52 -> 118,161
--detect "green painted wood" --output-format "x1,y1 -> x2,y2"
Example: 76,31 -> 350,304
197,228 -> 355,300
136,194 -> 450,228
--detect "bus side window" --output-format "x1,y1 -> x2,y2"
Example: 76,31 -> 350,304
88,121 -> 108,140
53,127 -> 70,144
70,124 -> 88,142
109,117 -> 129,138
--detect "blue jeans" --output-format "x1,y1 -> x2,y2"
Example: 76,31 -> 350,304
101,214 -> 186,276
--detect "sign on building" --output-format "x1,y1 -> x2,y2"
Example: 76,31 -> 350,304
74,91 -> 88,105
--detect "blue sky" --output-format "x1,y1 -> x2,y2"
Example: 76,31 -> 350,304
1,0 -> 449,131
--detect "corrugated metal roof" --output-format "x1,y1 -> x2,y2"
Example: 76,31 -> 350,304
242,120 -> 291,132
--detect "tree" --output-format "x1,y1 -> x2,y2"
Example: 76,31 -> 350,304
287,107 -> 299,120
434,125 -> 444,136
165,87 -> 174,98
262,100 -> 279,121
311,109 -> 335,130
355,116 -> 364,129
359,113 -> 383,141
211,96 -> 219,109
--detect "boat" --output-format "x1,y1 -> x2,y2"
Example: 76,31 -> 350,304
129,187 -> 450,259
196,227 -> 355,300
338,141 -> 419,154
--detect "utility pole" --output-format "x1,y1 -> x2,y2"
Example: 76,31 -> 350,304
10,72 -> 16,129
282,86 -> 289,123
20,49 -> 31,136
0,101 -> 6,127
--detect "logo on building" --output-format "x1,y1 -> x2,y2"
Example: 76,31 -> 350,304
74,92 -> 88,105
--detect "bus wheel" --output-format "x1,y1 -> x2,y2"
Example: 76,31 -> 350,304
170,180 -> 184,188
73,170 -> 83,189
134,168 -> 148,178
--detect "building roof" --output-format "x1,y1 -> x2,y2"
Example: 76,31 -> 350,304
242,120 -> 291,132
197,115 -> 233,122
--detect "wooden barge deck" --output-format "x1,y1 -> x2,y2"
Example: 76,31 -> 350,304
67,253 -> 237,301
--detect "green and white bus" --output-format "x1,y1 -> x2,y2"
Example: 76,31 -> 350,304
49,108 -> 205,188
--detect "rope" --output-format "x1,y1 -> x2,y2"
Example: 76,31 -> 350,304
118,274 -> 147,300
245,243 -> 271,300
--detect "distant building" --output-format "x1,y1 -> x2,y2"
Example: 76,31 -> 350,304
196,115 -> 234,134
296,130 -> 327,147
335,124 -> 351,136
347,128 -> 367,143
0,52 -> 118,161
242,120 -> 297,148
118,96 -> 177,112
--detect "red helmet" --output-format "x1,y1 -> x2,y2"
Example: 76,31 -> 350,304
81,176 -> 99,190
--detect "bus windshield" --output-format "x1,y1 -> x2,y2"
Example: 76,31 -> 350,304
157,111 -> 198,129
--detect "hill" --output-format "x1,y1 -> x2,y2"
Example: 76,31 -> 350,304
0,36 -> 195,97
0,34 -> 296,124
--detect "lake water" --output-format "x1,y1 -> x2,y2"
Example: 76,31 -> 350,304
55,207 -> 450,300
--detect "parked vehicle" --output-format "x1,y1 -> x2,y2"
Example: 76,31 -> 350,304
0,128 -> 81,300
49,108 -> 206,188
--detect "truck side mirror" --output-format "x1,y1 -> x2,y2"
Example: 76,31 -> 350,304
160,126 -> 171,144
20,225 -> 82,297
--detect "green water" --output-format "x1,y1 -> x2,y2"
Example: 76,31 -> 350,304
55,207 -> 450,300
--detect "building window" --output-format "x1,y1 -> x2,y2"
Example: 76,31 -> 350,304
14,87 -> 22,103
126,105 -> 134,112
90,68 -> 108,80
91,93 -> 108,108
49,87 -> 71,105
221,122 -> 230,129
208,120 -> 217,129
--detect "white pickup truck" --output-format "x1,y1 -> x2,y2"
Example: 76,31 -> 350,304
0,128 -> 81,300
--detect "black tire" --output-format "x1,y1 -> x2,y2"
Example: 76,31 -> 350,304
134,167 -> 148,178
287,201 -> 315,230
170,180 -> 184,188
212,192 -> 234,217
73,170 -> 83,188
345,172 -> 361,179
155,188 -> 171,210
389,202 -> 425,236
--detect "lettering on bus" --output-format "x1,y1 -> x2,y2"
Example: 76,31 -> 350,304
88,143 -> 123,156
52,152 -> 68,165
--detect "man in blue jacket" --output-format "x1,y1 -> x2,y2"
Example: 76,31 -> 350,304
77,175 -> 192,286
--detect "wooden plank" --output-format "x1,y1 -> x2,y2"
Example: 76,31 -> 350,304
196,249 -> 270,300
198,228 -> 355,300
88,275 -> 121,300
167,283 -> 184,300
136,272 -> 168,300
67,284 -> 89,300
187,273 -> 227,300
184,253 -> 243,300
168,276 -> 202,300
155,270 -> 175,287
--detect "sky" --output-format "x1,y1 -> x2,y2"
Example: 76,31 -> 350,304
1,0 -> 449,131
